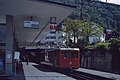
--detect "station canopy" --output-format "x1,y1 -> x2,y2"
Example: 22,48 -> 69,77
0,0 -> 76,47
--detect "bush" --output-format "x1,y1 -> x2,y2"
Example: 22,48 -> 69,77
96,42 -> 110,49
109,38 -> 120,50
109,38 -> 120,44
97,44 -> 106,49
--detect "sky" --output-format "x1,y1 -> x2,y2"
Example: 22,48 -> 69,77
101,0 -> 120,5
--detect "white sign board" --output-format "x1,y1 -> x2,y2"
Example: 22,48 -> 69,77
14,52 -> 20,59
24,20 -> 39,29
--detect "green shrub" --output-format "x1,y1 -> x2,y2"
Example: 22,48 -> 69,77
109,38 -> 120,50
96,42 -> 110,49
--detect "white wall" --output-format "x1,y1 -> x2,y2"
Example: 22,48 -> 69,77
89,34 -> 105,44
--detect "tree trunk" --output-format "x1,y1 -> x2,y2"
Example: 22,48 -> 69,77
86,36 -> 89,44
74,30 -> 76,43
77,29 -> 78,43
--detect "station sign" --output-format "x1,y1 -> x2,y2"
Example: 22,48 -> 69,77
24,20 -> 39,29
14,52 -> 20,60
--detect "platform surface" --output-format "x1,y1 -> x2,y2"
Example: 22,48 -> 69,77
75,68 -> 120,80
22,62 -> 75,80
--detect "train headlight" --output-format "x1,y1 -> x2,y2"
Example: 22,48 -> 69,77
69,61 -> 72,65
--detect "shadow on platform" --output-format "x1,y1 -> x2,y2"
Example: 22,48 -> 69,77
32,64 -> 57,72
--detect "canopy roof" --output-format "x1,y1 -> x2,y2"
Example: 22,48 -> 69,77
0,0 -> 76,47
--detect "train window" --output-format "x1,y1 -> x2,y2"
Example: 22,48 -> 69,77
62,51 -> 70,59
71,51 -> 78,58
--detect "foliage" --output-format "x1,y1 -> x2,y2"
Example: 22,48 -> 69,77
109,38 -> 120,50
96,42 -> 109,49
109,38 -> 120,44
78,21 -> 104,39
51,0 -> 120,48
81,2 -> 120,32
77,38 -> 88,49
63,19 -> 104,48
52,0 -> 120,32
85,39 -> 120,50
85,42 -> 110,49
63,19 -> 82,43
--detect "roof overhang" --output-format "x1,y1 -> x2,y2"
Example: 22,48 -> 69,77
0,0 -> 76,47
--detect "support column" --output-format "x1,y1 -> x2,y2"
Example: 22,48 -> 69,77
5,15 -> 13,76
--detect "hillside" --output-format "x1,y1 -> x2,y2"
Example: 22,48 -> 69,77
50,0 -> 120,32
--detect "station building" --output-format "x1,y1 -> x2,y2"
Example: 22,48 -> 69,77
0,0 -> 76,76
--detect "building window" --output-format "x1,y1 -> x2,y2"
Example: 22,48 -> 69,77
58,31 -> 61,34
58,36 -> 63,39
50,31 -> 56,34
50,36 -> 56,39
46,37 -> 49,39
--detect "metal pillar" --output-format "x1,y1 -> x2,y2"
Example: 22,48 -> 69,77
5,15 -> 13,76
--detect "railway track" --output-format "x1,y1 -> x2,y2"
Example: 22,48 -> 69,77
57,69 -> 113,80
38,64 -> 113,80
68,71 -> 97,80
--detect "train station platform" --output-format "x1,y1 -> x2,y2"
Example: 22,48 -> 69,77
75,68 -> 120,80
14,62 -> 75,80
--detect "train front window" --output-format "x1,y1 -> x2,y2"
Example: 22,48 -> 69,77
61,51 -> 70,59
71,51 -> 78,58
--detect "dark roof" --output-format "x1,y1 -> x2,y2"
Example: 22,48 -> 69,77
34,0 -> 76,8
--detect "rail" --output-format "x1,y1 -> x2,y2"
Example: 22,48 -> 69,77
57,69 -> 113,80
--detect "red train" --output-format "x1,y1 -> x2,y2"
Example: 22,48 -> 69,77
41,47 -> 80,69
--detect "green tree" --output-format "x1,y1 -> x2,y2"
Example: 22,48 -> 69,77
78,21 -> 104,43
63,19 -> 80,43
63,19 -> 104,47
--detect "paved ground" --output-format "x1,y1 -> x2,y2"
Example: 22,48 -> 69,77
75,68 -> 120,80
22,62 -> 75,80
0,62 -> 75,80
1,62 -> 120,80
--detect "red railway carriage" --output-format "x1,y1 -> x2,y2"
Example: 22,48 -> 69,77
41,48 -> 80,69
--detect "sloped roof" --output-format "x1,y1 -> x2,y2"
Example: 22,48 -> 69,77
0,0 -> 76,47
